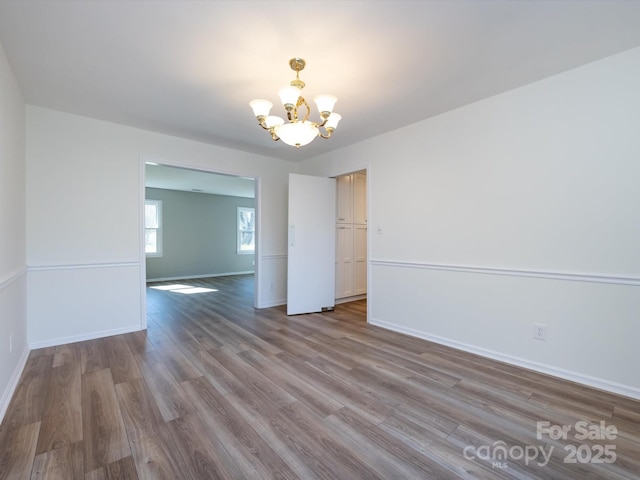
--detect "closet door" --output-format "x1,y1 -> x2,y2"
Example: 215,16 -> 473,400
336,174 -> 353,224
354,224 -> 367,295
335,224 -> 354,298
353,172 -> 367,225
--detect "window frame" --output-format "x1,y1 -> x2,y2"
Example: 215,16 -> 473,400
145,199 -> 163,257
237,206 -> 255,255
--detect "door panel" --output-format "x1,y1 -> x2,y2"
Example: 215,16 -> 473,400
335,224 -> 354,298
354,225 -> 367,295
287,174 -> 336,315
353,172 -> 367,225
336,174 -> 353,224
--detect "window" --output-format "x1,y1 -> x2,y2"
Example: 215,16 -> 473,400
237,206 -> 255,254
145,200 -> 162,256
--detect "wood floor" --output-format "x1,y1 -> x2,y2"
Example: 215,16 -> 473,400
1,275 -> 639,479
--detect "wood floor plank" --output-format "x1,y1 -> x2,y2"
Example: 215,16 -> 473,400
179,319 -> 224,351
104,455 -> 138,480
31,441 -> 84,480
323,409 -> 448,480
137,358 -> 195,422
85,455 -> 139,480
207,346 -> 297,410
1,354 -> 53,429
52,342 -> 82,368
2,275 -> 639,479
278,401 -> 386,480
0,422 -> 40,480
102,335 -> 142,385
231,393 -> 376,480
332,406 -> 459,479
225,393 -> 325,480
190,318 -> 249,354
168,412 -> 248,480
276,351 -> 394,424
84,466 -> 107,480
123,330 -> 154,356
262,328 -> 322,358
114,378 -> 166,442
80,339 -> 109,375
199,308 -> 282,356
239,347 -> 344,418
28,347 -> 56,358
127,428 -> 190,480
337,333 -> 463,386
300,332 -> 362,370
184,376 -> 300,480
147,336 -> 202,383
35,363 -> 82,454
527,390 -> 616,420
81,369 -> 131,473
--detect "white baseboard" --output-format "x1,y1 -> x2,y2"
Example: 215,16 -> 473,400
29,324 -> 143,350
370,317 -> 640,401
335,294 -> 367,305
146,271 -> 254,283
257,298 -> 286,308
0,346 -> 30,424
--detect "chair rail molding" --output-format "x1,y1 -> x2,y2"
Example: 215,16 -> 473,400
28,261 -> 141,272
0,266 -> 27,290
370,259 -> 640,286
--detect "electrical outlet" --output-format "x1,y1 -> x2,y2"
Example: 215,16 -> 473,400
533,324 -> 547,341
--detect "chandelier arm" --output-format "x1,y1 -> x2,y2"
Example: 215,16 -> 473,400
318,127 -> 336,140
297,97 -> 311,123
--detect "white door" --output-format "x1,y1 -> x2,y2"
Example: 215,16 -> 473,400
287,173 -> 336,315
354,224 -> 367,295
335,224 -> 354,298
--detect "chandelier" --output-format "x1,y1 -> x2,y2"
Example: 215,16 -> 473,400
249,58 -> 341,148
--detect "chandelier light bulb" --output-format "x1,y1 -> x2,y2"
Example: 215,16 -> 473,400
314,94 -> 337,116
325,113 -> 342,130
265,116 -> 284,128
249,99 -> 273,119
278,87 -> 300,109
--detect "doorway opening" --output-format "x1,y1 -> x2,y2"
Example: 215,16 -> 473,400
334,169 -> 367,308
141,160 -> 258,328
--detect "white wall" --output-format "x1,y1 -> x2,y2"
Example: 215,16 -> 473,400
301,46 -> 640,398
0,40 -> 28,420
26,107 -> 292,347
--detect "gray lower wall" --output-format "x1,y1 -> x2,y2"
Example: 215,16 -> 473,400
145,187 -> 254,280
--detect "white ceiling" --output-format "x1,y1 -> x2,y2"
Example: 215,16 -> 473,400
1,0 -> 640,164
145,163 -> 255,198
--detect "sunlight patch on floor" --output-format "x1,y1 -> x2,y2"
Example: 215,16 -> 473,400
150,284 -> 218,294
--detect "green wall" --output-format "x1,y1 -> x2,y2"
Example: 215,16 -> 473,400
145,187 -> 255,280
